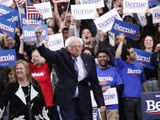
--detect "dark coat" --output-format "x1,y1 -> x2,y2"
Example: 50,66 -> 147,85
38,45 -> 105,113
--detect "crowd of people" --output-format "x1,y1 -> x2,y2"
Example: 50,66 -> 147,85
0,0 -> 160,120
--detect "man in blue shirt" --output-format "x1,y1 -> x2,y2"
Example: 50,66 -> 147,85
96,49 -> 124,120
115,35 -> 148,120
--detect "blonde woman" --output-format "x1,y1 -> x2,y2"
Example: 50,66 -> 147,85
0,60 -> 49,120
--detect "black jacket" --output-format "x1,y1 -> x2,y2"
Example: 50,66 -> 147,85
38,45 -> 105,112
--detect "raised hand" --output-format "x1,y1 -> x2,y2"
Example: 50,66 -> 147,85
35,27 -> 43,44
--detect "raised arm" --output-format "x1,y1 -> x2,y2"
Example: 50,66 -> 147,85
35,27 -> 61,64
115,35 -> 125,58
19,35 -> 24,55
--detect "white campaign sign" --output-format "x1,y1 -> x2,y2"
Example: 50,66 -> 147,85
0,0 -> 13,7
149,6 -> 160,24
80,0 -> 104,8
137,13 -> 147,27
90,88 -> 118,107
48,33 -> 64,51
103,87 -> 118,106
71,4 -> 96,20
123,0 -> 148,13
34,2 -> 53,19
94,8 -> 122,33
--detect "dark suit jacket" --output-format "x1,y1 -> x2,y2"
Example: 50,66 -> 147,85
38,45 -> 105,113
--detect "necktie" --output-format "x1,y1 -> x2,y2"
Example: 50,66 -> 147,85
74,58 -> 79,79
73,58 -> 79,97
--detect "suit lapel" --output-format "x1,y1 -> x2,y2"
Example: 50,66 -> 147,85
63,49 -> 78,81
81,55 -> 89,75
15,84 -> 38,105
30,85 -> 38,101
15,85 -> 26,105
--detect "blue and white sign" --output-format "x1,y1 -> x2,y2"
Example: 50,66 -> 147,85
34,2 -> 53,19
71,4 -> 96,20
21,14 -> 43,27
134,48 -> 153,69
48,33 -> 64,51
123,0 -> 148,13
148,0 -> 158,6
23,24 -> 48,42
111,19 -> 139,39
94,8 -> 122,33
141,92 -> 160,120
92,107 -> 101,120
137,13 -> 147,27
149,6 -> 160,24
80,0 -> 104,8
1,10 -> 20,26
0,17 -> 16,38
0,49 -> 17,67
0,5 -> 14,16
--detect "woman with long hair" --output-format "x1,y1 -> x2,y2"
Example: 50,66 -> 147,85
0,60 -> 49,120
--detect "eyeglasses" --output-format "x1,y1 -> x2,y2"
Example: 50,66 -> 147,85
69,45 -> 83,49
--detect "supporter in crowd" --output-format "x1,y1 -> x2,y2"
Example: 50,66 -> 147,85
5,67 -> 16,84
155,23 -> 160,42
96,30 -> 115,66
62,27 -> 69,40
113,0 -> 123,16
19,35 -> 58,120
47,26 -> 54,36
2,67 -> 16,120
0,60 -> 49,120
96,49 -> 124,120
80,28 -> 96,48
115,35 -> 148,120
141,35 -> 159,91
82,47 -> 95,57
0,67 -> 7,99
133,26 -> 143,49
150,43 -> 160,90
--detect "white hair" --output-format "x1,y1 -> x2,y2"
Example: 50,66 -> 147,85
65,36 -> 83,48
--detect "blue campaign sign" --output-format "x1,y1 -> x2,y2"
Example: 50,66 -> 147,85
1,10 -> 20,27
148,0 -> 158,6
134,48 -> 154,69
141,92 -> 160,120
92,107 -> 100,120
0,49 -> 17,67
0,5 -> 13,16
23,24 -> 48,42
0,17 -> 16,38
111,19 -> 140,39
21,14 -> 43,27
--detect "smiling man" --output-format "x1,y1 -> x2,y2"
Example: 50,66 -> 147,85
96,49 -> 124,120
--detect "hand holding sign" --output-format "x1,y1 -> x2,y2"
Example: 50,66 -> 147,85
99,106 -> 106,113
20,34 -> 24,43
97,30 -> 105,42
35,26 -> 43,43
145,7 -> 152,17
99,80 -> 107,86
117,34 -> 125,43
102,86 -> 111,92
